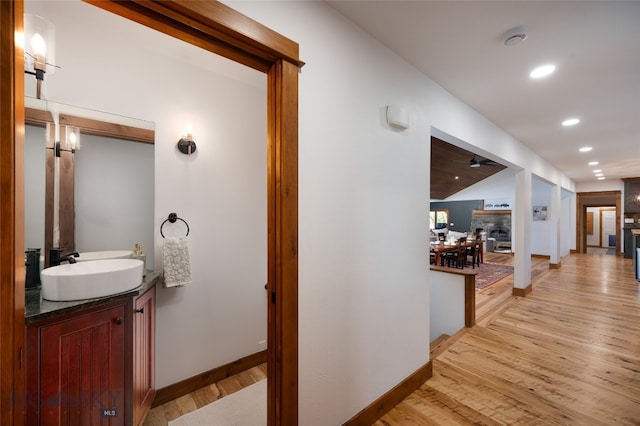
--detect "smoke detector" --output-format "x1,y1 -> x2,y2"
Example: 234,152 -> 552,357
503,25 -> 528,46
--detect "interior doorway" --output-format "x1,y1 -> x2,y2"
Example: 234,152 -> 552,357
577,192 -> 621,255
1,2 -> 301,425
586,206 -> 617,254
586,207 -> 616,247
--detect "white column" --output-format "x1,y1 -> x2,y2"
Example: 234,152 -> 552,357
514,169 -> 532,291
549,184 -> 561,266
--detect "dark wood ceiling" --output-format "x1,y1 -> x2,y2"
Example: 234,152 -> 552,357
431,137 -> 507,200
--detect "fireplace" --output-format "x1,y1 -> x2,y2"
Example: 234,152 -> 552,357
471,210 -> 512,252
488,225 -> 511,251
488,226 -> 510,241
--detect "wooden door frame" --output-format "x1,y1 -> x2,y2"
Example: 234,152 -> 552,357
1,2 -> 26,424
576,192 -> 621,254
1,1 -> 300,424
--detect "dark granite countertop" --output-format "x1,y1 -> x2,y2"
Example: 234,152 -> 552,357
25,272 -> 161,325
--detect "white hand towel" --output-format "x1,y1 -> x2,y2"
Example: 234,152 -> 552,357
163,236 -> 192,287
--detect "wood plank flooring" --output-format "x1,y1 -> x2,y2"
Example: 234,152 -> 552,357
377,252 -> 640,425
144,252 -> 639,425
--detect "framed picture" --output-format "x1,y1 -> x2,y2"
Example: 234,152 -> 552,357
533,206 -> 548,221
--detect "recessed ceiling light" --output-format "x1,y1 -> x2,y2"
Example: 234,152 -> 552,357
588,161 -> 599,166
579,147 -> 592,153
455,176 -> 459,180
598,177 -> 606,180
530,64 -> 556,79
595,173 -> 604,177
593,169 -> 602,173
562,118 -> 580,126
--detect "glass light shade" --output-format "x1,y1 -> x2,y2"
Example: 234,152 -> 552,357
65,127 -> 80,151
24,14 -> 56,75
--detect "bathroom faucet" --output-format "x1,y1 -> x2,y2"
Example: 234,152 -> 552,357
49,248 -> 79,266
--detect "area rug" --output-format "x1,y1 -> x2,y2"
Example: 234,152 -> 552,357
169,379 -> 266,426
475,262 -> 514,290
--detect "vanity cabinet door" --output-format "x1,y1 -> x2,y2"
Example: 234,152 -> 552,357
133,285 -> 155,425
38,304 -> 127,425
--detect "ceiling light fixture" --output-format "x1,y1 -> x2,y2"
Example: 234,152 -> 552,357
562,118 -> 580,126
530,64 -> 556,79
593,169 -> 602,173
503,25 -> 528,46
595,173 -> 604,177
598,177 -> 606,180
588,161 -> 599,166
579,147 -> 592,153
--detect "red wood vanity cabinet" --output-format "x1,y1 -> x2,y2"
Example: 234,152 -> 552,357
26,283 -> 156,425
133,285 -> 156,425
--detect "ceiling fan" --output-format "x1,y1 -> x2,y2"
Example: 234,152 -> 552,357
469,154 -> 498,168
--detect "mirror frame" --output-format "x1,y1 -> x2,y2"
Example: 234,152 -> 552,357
25,109 -> 55,267
1,1 -> 301,425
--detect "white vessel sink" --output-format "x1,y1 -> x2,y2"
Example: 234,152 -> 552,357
41,259 -> 143,301
76,250 -> 133,262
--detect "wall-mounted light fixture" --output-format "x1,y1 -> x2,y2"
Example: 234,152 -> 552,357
55,126 -> 80,157
24,14 -> 58,99
177,122 -> 197,155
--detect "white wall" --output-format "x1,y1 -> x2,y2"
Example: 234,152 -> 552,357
26,0 -> 268,389
561,189 -> 574,254
226,2 -> 575,423
430,271 -> 465,340
575,180 -> 624,193
531,178 -> 552,256
445,168 -> 516,203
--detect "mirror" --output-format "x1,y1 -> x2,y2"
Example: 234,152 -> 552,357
24,97 -> 155,271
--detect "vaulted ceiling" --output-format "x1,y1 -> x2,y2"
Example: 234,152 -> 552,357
430,137 -> 506,200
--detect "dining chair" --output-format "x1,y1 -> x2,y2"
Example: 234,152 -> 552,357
466,234 -> 482,268
444,237 -> 467,269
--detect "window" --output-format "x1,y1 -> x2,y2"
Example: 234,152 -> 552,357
429,209 -> 449,230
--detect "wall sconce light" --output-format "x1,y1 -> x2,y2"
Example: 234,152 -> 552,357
55,126 -> 80,157
24,14 -> 58,99
177,133 -> 197,155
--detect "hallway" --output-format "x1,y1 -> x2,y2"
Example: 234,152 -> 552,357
378,253 -> 640,424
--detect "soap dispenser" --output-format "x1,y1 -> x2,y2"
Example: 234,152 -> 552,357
133,243 -> 147,277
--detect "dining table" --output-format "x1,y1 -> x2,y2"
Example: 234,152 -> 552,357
430,237 -> 483,267
430,241 -> 460,266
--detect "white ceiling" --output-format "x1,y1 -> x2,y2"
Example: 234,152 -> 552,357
328,1 -> 640,184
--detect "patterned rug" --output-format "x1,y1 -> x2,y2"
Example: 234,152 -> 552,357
475,262 -> 514,290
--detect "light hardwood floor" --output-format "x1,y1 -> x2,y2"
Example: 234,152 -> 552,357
144,252 -> 639,425
377,252 -> 640,425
